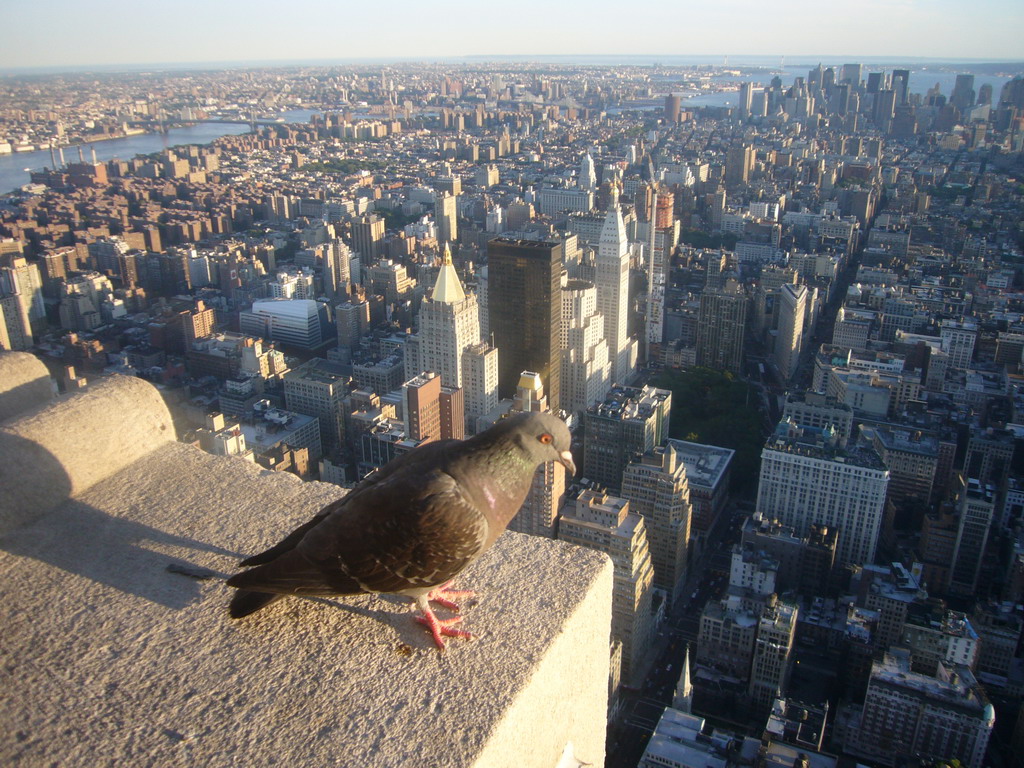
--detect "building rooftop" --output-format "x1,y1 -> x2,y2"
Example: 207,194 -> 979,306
430,243 -> 467,304
744,512 -> 802,545
640,708 -> 733,768
862,562 -> 924,604
759,740 -> 837,768
764,422 -> 888,472
250,297 -> 322,319
904,603 -> 978,640
869,424 -> 940,457
764,697 -> 829,753
489,237 -> 560,250
286,357 -> 349,384
873,651 -> 992,719
666,439 -> 734,490
238,408 -> 318,453
703,597 -> 759,628
588,385 -> 670,422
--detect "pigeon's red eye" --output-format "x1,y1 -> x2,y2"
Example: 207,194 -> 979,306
539,433 -> 553,444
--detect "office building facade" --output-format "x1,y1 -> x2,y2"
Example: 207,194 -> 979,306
487,238 -> 563,409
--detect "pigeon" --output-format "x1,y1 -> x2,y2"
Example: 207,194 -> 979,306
227,411 -> 576,650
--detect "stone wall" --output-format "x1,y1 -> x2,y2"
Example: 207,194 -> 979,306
0,352 -> 613,767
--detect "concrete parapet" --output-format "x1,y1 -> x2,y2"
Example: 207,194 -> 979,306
0,375 -> 174,534
0,373 -> 612,767
0,351 -> 55,424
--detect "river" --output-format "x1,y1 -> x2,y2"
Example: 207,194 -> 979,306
0,108 -> 320,195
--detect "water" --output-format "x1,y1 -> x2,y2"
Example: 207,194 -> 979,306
0,108 -> 318,195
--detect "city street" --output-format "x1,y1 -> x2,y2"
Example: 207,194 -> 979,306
606,502 -> 744,768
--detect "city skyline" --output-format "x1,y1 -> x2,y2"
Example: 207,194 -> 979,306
3,19 -> 1024,764
3,0 -> 1022,71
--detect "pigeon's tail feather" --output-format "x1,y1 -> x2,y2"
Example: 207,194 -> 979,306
229,589 -> 283,618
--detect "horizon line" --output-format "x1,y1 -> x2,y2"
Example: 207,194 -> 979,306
3,54 -> 1024,76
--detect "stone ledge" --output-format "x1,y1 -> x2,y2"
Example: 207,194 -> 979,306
0,351 -> 54,424
0,375 -> 174,534
0,363 -> 613,767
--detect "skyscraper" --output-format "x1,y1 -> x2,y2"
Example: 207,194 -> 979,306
850,652 -> 994,768
748,596 -> 798,710
460,342 -> 499,434
323,239 -> 352,302
283,358 -> 349,453
435,191 -> 458,245
775,283 -> 807,383
336,298 -> 370,351
951,74 -> 977,112
833,83 -> 850,115
873,89 -> 897,131
558,489 -> 655,680
963,427 -> 1014,489
0,256 -> 45,331
949,478 -> 995,598
664,94 -> 681,124
487,238 -> 563,409
695,279 -> 747,375
0,294 -> 32,350
579,152 -> 597,191
725,145 -> 754,188
351,213 -> 385,261
582,384 -> 672,494
406,244 -> 480,390
402,371 -> 463,444
621,444 -> 692,605
840,63 -> 863,87
892,68 -> 910,105
560,278 -> 611,415
756,421 -> 889,568
595,186 -> 635,385
239,299 -> 331,351
940,319 -> 977,370
738,82 -> 753,118
403,371 -> 442,443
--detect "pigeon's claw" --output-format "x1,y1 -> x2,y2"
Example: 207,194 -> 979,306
427,580 -> 475,612
415,608 -> 473,651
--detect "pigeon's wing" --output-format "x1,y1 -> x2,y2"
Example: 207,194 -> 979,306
236,439 -> 461,568
226,464 -> 490,598
238,506 -> 333,567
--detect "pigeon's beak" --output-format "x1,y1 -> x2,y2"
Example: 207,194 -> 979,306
558,450 -> 577,478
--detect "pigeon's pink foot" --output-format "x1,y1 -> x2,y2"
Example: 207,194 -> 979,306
415,606 -> 473,651
426,580 -> 475,612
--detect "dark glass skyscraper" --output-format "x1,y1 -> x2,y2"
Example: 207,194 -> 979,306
696,279 -> 747,375
486,238 -> 563,409
892,68 -> 910,105
951,74 -> 976,111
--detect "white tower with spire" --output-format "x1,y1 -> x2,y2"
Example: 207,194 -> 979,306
595,183 -> 636,384
406,243 -> 480,389
672,645 -> 693,714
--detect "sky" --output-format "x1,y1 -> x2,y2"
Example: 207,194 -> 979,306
2,0 -> 1022,70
